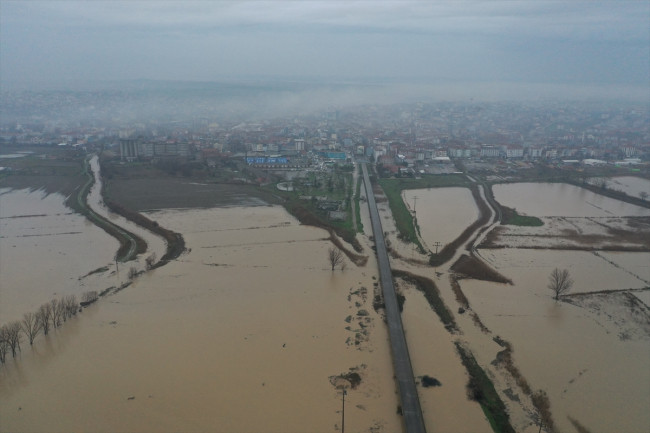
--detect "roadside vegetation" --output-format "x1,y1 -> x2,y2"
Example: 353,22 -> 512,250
378,174 -> 470,253
393,269 -> 457,332
266,164 -> 365,254
354,171 -> 364,233
500,206 -> 544,226
454,342 -> 516,433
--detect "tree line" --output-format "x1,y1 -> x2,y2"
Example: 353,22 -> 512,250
0,291 -> 98,365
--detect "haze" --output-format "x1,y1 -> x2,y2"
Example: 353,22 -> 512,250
1,1 -> 649,103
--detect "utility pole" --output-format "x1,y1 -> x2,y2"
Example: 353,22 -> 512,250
412,195 -> 418,214
433,241 -> 442,254
341,389 -> 346,433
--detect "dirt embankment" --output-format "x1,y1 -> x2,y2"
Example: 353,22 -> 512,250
451,254 -> 512,284
102,198 -> 186,265
285,203 -> 367,266
392,269 -> 457,332
99,159 -> 187,265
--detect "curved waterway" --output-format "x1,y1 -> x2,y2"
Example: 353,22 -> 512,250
87,155 -> 167,266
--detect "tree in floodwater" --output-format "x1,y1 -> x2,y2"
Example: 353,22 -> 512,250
37,303 -> 52,335
63,295 -> 78,319
145,252 -> 157,270
128,266 -> 138,280
5,321 -> 22,357
328,247 -> 345,271
547,268 -> 573,300
21,312 -> 41,345
0,326 -> 10,363
50,298 -> 63,328
81,291 -> 98,304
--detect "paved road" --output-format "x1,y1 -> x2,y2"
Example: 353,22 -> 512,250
360,163 -> 427,433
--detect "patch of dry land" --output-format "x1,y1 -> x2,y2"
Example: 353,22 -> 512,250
1,205 -> 402,432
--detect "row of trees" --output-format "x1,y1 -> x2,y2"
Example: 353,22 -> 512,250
0,292 -> 96,365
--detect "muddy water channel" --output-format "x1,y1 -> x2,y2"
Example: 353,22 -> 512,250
0,205 -> 402,432
88,156 -> 167,264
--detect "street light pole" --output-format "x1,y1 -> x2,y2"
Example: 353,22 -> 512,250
341,389 -> 346,433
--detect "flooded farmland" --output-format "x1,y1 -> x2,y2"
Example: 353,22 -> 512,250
608,176 -> 650,199
403,187 -> 478,249
493,182 -> 650,217
458,182 -> 650,433
0,203 -> 403,432
2,176 -> 649,433
0,188 -> 119,323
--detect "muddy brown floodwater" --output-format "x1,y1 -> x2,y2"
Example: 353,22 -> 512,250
0,188 -> 119,323
403,188 -> 478,250
461,248 -> 650,433
493,182 -> 650,217
0,205 -> 403,432
607,176 -> 650,199
463,182 -> 650,433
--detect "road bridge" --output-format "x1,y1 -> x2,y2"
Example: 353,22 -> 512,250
360,163 -> 427,433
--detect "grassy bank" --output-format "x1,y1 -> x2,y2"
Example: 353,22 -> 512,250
500,206 -> 543,226
393,269 -> 457,332
454,342 -> 516,433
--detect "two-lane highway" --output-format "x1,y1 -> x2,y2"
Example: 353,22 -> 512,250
360,163 -> 427,433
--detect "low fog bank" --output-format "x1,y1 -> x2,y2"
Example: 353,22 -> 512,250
2,79 -> 648,125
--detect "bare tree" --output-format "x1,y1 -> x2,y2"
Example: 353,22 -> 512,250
145,252 -> 157,270
328,247 -> 345,271
0,326 -> 9,364
81,291 -> 98,303
547,268 -> 573,300
21,312 -> 41,345
50,298 -> 63,328
63,295 -> 78,318
37,303 -> 52,335
6,321 -> 22,357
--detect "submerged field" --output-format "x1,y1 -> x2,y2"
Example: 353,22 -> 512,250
2,164 -> 649,433
0,205 -> 404,432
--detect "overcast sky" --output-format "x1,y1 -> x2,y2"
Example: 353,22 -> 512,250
1,1 -> 648,95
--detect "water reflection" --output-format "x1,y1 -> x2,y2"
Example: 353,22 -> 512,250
493,182 -> 650,217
